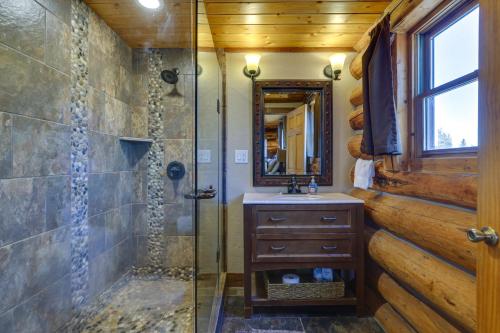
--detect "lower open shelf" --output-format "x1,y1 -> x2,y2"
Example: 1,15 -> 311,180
250,270 -> 357,307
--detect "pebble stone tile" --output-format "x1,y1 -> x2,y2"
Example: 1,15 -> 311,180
60,266 -> 194,333
146,49 -> 166,269
69,0 -> 91,309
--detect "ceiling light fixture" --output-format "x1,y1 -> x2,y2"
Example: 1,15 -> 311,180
137,0 -> 161,9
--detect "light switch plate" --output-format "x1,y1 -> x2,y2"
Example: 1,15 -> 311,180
198,149 -> 211,163
235,150 -> 248,164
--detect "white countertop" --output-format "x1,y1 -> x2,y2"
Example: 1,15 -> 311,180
243,192 -> 364,205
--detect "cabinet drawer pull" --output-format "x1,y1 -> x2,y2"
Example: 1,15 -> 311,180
270,245 -> 286,251
269,217 -> 287,223
321,216 -> 337,222
321,245 -> 338,251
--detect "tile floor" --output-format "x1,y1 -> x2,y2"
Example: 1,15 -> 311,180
220,291 -> 384,333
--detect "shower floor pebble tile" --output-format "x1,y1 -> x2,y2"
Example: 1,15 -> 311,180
61,268 -> 194,333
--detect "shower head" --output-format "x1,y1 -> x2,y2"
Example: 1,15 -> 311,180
161,68 -> 180,84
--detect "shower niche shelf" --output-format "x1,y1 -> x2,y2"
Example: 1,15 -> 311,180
119,137 -> 154,144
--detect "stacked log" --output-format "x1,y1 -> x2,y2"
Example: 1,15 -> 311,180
352,188 -> 476,271
367,260 -> 462,332
347,134 -> 372,160
349,85 -> 363,106
348,161 -> 478,209
366,287 -> 416,333
348,108 -> 364,130
347,3 -> 477,332
349,52 -> 363,80
371,161 -> 477,208
365,228 -> 477,332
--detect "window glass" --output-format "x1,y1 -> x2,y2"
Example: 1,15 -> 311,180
432,6 -> 479,87
424,80 -> 478,150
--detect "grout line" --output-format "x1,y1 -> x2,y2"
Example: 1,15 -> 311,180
0,173 -> 71,181
44,8 -> 47,67
9,111 -> 13,179
0,273 -> 71,320
33,0 -> 70,28
0,41 -> 69,78
299,317 -> 306,332
0,224 -> 71,257
1,110 -> 71,129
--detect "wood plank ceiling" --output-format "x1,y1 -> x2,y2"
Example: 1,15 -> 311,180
204,0 -> 390,50
84,0 -> 390,50
84,0 -> 197,48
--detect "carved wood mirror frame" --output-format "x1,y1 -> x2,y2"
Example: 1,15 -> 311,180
253,80 -> 333,187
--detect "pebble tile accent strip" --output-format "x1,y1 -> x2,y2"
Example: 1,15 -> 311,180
146,49 -> 166,268
70,0 -> 90,309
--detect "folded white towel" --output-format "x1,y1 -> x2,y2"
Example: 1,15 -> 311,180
354,159 -> 375,190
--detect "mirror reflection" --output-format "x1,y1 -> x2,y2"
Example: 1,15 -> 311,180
263,90 -> 322,176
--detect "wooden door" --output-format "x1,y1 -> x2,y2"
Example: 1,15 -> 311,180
477,0 -> 500,331
286,114 -> 296,173
286,105 -> 306,174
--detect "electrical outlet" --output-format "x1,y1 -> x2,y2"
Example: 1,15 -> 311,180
235,150 -> 248,164
198,149 -> 211,163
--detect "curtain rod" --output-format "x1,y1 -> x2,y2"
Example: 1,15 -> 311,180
384,0 -> 407,19
354,0 -> 409,50
371,0 -> 408,31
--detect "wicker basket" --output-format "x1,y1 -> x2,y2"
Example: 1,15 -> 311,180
264,270 -> 345,300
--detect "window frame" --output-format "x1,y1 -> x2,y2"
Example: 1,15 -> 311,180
410,0 -> 479,159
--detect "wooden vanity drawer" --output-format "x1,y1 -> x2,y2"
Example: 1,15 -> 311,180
255,207 -> 354,233
253,234 -> 355,263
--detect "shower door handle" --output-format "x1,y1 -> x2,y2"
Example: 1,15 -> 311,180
184,187 -> 217,200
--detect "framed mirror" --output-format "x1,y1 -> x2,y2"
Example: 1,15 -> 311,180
253,80 -> 333,186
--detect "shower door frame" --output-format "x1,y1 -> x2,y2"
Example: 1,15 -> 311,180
193,6 -> 226,330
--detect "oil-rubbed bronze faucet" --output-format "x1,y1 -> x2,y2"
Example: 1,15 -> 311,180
287,176 -> 302,194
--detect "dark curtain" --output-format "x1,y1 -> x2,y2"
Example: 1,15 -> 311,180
361,15 -> 401,156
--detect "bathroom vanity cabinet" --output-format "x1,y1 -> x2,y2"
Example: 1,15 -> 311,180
243,193 -> 365,317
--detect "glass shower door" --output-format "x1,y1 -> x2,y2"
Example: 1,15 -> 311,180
194,45 -> 223,332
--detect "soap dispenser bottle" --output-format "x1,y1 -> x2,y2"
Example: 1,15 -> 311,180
308,176 -> 318,194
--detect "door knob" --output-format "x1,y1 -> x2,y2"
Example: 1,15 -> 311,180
467,227 -> 499,246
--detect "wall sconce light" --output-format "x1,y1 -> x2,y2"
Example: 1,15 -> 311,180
324,53 -> 346,80
243,54 -> 261,79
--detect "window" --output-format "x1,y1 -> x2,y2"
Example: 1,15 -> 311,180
414,2 -> 479,155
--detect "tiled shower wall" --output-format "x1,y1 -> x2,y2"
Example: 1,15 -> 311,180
133,49 -> 195,269
0,0 -> 73,330
85,7 -> 148,301
0,0 -> 147,331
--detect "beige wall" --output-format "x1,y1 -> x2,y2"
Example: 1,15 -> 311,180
225,52 -> 358,273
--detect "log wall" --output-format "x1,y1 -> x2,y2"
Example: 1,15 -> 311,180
347,1 -> 477,332
352,188 -> 476,272
348,108 -> 364,130
366,287 -> 416,333
366,260 -> 463,333
366,228 -> 476,332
